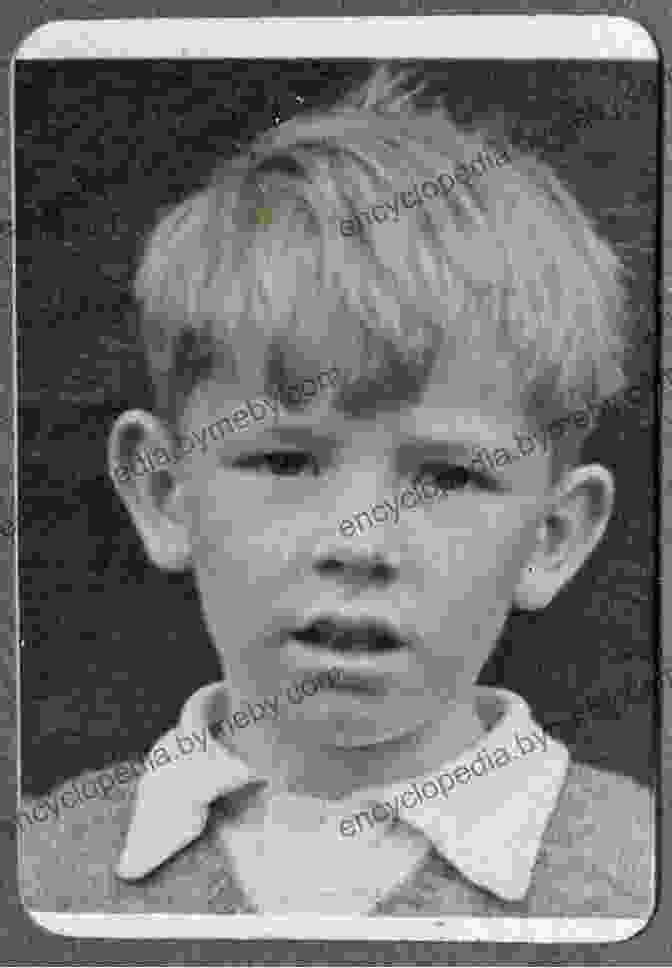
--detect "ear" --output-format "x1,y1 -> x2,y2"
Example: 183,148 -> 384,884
514,463 -> 614,610
108,409 -> 192,571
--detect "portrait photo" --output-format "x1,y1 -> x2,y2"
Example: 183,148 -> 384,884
14,16 -> 659,942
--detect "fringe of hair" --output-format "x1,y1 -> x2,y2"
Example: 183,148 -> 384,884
134,64 -> 630,433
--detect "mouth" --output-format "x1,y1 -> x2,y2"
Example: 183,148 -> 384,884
291,617 -> 409,654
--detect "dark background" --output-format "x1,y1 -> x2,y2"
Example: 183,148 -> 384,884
16,59 -> 658,797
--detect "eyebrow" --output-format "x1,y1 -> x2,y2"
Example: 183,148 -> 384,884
396,439 -> 490,461
255,425 -> 343,448
261,424 -> 501,458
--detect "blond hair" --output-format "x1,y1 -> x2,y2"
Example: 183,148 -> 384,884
134,65 -> 629,446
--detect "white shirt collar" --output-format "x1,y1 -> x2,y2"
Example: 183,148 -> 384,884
117,682 -> 568,902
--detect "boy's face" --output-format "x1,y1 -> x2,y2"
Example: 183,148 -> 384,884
170,344 -> 557,750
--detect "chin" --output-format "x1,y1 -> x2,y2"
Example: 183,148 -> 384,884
281,702 -> 416,749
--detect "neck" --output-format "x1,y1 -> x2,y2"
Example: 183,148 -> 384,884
222,693 -> 485,801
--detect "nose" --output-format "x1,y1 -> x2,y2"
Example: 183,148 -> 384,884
313,458 -> 402,587
313,541 -> 401,588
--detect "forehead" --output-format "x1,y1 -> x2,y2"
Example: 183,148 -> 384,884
416,340 -> 526,426
185,336 -> 530,439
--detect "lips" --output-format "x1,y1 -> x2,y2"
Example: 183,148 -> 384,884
292,617 -> 407,654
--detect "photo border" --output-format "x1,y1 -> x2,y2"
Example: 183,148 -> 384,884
2,8 -> 667,964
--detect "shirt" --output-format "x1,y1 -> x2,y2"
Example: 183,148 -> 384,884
19,685 -> 654,920
116,683 -> 569,913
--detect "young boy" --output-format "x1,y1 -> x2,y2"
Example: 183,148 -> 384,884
20,66 -> 653,919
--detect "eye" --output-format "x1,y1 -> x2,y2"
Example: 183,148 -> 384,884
414,463 -> 495,493
234,450 -> 320,477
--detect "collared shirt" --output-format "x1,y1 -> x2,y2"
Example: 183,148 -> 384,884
116,682 -> 569,914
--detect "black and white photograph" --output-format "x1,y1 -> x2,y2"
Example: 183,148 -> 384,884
14,17 -> 658,942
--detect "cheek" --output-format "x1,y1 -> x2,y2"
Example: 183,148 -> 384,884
184,483 -> 296,590
486,509 -> 541,597
183,489 -> 235,570
423,501 -> 539,596
418,516 -> 530,682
